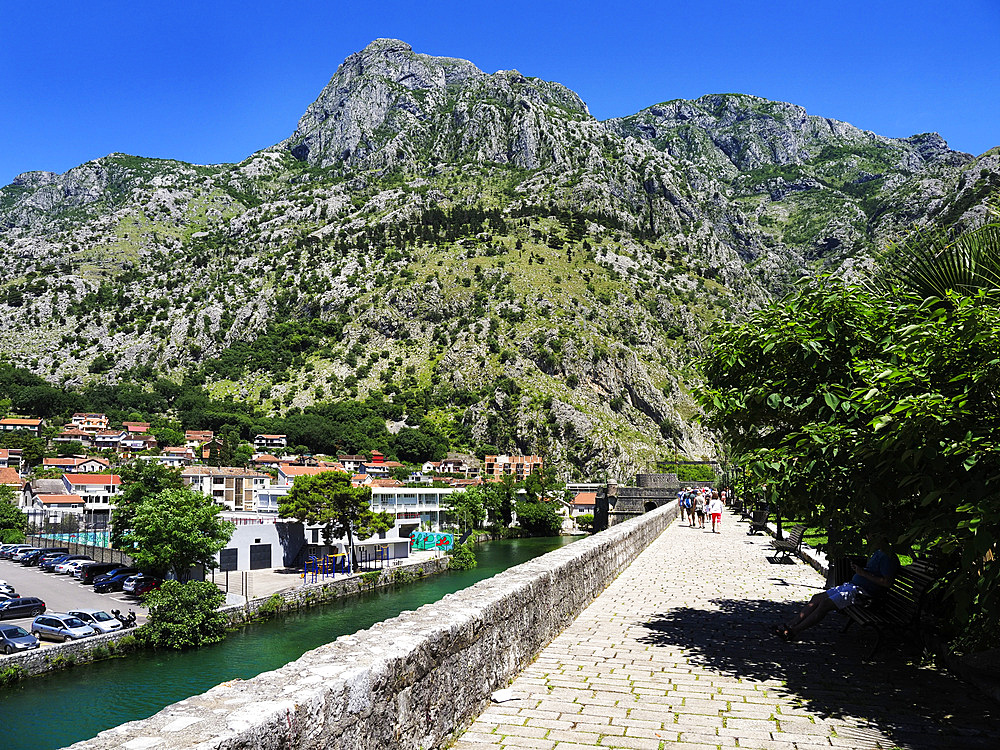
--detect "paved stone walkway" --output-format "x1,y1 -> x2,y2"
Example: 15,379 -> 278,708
451,510 -> 1000,750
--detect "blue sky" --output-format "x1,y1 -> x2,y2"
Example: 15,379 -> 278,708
2,1 -> 998,185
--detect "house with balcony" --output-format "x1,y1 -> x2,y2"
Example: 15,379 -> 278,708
43,456 -> 110,473
181,466 -> 269,512
53,427 -> 94,448
120,433 -> 158,452
253,434 -> 287,451
185,430 -> 214,449
93,429 -> 127,451
61,473 -> 122,528
70,413 -> 109,432
0,417 -> 43,437
0,448 -> 22,470
337,454 -> 367,473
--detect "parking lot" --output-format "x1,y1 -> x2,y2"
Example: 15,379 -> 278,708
0,558 -> 147,650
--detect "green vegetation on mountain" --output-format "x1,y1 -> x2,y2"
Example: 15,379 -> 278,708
0,39 -> 997,479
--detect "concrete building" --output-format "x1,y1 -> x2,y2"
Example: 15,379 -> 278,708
482,454 -> 543,481
182,466 -> 270,512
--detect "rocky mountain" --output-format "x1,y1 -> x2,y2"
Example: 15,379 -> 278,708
1,39 -> 997,480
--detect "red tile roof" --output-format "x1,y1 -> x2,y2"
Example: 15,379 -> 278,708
64,474 -> 122,486
0,467 -> 21,485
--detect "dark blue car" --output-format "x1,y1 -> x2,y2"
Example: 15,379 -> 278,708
93,567 -> 138,593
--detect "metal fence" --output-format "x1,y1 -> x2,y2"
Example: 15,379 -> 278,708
24,533 -> 134,566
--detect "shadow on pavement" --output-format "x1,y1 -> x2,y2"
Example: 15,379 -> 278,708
637,597 -> 1000,749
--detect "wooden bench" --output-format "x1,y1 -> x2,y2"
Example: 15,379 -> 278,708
840,559 -> 937,658
770,524 -> 806,562
747,506 -> 770,535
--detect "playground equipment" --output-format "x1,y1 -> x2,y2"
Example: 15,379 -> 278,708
410,531 -> 454,552
302,553 -> 348,583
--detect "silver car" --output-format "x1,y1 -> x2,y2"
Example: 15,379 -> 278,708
67,608 -> 122,634
31,613 -> 96,642
0,624 -> 40,655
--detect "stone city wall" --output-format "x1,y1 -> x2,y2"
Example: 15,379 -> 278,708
70,504 -> 678,750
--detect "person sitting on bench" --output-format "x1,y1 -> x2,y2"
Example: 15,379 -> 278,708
773,534 -> 899,642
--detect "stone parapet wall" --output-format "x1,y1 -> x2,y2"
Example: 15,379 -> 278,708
70,505 -> 677,750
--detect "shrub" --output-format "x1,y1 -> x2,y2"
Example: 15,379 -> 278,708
576,513 -> 595,532
0,664 -> 24,687
448,542 -> 477,571
141,580 -> 228,650
391,568 -> 415,584
255,593 -> 286,619
360,571 -> 381,587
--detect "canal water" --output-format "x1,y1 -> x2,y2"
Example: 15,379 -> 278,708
0,536 -> 576,750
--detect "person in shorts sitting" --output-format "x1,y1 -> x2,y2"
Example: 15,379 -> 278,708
774,535 -> 899,641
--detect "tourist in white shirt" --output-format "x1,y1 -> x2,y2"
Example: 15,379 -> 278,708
706,495 -> 724,533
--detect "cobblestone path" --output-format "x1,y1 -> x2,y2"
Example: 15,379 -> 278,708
451,510 -> 999,750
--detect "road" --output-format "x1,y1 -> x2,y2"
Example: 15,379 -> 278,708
0,558 -> 147,649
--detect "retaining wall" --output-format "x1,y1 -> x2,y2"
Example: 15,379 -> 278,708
0,628 -> 141,678
222,556 -> 451,625
70,503 -> 678,750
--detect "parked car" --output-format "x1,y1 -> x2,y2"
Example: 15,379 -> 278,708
123,574 -> 160,596
0,581 -> 16,596
0,545 -> 30,559
55,559 -> 92,576
31,613 -> 96,642
0,597 -> 45,620
0,624 -> 40,654
66,608 -> 122,634
20,547 -> 69,566
76,562 -> 118,584
40,553 -> 90,572
11,548 -> 41,562
0,590 -> 20,601
93,568 -> 138,593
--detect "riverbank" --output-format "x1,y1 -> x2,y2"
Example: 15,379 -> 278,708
0,536 -> 575,750
0,554 -> 450,682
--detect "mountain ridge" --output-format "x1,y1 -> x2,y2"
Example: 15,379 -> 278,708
1,38 -> 997,480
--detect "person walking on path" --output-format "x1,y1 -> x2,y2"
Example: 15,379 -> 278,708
694,491 -> 706,528
707,493 -> 724,532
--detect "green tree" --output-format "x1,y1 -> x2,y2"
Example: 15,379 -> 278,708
112,461 -> 184,548
150,427 -> 185,448
0,432 -> 45,466
697,274 -> 1000,649
141,580 -> 228,649
480,474 -> 517,529
443,486 -> 487,532
448,540 -> 477,570
514,498 -> 564,536
576,513 -> 595,532
122,487 -> 234,581
279,471 -> 392,573
0,486 -> 26,543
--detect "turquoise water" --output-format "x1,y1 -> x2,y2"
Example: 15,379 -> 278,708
0,536 -> 576,750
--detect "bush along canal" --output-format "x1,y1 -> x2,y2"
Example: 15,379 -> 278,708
0,535 -> 576,750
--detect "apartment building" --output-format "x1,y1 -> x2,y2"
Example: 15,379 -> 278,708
482,454 -> 544,481
181,466 -> 269,512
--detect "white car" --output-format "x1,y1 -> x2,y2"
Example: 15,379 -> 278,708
55,559 -> 91,575
66,608 -> 122,634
